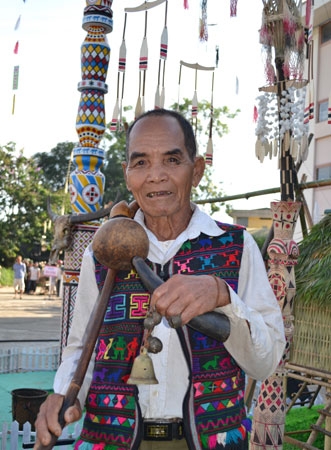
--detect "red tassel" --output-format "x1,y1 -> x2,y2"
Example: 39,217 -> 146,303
13,41 -> 19,54
184,0 -> 189,9
253,105 -> 258,122
230,0 -> 238,17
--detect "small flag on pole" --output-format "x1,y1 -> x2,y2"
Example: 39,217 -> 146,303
13,65 -> 19,90
14,15 -> 21,30
13,41 -> 19,54
12,94 -> 16,115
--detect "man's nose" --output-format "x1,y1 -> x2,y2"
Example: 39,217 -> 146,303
146,162 -> 168,182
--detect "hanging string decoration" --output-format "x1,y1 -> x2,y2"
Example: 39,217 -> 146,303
230,0 -> 238,17
205,72 -> 215,166
110,13 -> 127,131
12,5 -> 25,115
109,0 -> 168,127
259,0 -> 305,84
255,86 -> 308,164
303,0 -> 314,125
178,61 -> 215,164
135,9 -> 148,118
255,0 -> 309,165
155,1 -> 168,108
305,0 -> 313,43
199,0 -> 208,42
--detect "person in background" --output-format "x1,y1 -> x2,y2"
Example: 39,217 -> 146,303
56,260 -> 63,298
35,109 -> 285,450
24,260 -> 32,293
13,255 -> 26,300
49,264 -> 57,297
29,262 -> 41,294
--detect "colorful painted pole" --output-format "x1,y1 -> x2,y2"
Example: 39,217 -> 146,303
61,1 -> 113,354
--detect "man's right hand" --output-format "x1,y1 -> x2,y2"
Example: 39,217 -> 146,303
34,393 -> 82,449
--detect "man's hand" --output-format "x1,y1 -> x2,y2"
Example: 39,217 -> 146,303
34,394 -> 82,449
150,274 -> 230,325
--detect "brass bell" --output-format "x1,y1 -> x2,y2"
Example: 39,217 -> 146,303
127,347 -> 158,385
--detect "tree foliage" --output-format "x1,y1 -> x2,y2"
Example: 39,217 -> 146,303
295,212 -> 331,306
33,142 -> 73,215
0,143 -> 51,266
174,98 -> 240,215
102,107 -> 133,205
33,142 -> 75,192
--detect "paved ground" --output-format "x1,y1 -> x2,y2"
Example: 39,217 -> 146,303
0,286 -> 62,424
0,286 -> 62,349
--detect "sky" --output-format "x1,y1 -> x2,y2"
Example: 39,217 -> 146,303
0,0 -> 281,222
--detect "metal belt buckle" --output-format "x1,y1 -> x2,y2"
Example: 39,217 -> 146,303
143,419 -> 184,441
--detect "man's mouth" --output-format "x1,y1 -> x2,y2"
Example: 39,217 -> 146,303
147,191 -> 172,198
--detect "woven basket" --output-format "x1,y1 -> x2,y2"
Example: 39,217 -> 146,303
290,303 -> 331,373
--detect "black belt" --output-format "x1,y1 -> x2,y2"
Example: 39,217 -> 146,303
143,419 -> 184,441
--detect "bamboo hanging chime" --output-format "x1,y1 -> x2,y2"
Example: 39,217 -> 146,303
178,61 -> 215,165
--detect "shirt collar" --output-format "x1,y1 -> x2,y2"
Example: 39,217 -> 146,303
134,204 -> 225,264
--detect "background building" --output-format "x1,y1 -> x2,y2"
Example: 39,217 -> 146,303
300,0 -> 331,224
227,208 -> 273,231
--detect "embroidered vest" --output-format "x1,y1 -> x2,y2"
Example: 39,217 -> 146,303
75,223 -> 251,450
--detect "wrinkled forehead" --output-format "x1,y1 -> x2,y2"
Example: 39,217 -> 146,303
128,116 -> 186,152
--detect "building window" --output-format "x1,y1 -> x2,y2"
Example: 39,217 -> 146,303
321,21 -> 331,44
316,165 -> 331,180
318,100 -> 329,122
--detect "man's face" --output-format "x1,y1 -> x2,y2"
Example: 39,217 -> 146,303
122,115 -> 204,222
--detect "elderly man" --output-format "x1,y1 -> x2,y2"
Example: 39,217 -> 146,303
35,109 -> 285,450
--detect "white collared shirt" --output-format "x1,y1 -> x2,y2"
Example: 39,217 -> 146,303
54,205 -> 285,418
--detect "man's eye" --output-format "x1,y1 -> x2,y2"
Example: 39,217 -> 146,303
167,157 -> 180,164
131,159 -> 145,167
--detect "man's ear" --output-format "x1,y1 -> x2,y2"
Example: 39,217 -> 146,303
192,155 -> 205,187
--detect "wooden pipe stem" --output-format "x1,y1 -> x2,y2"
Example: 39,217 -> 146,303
132,256 -> 231,342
